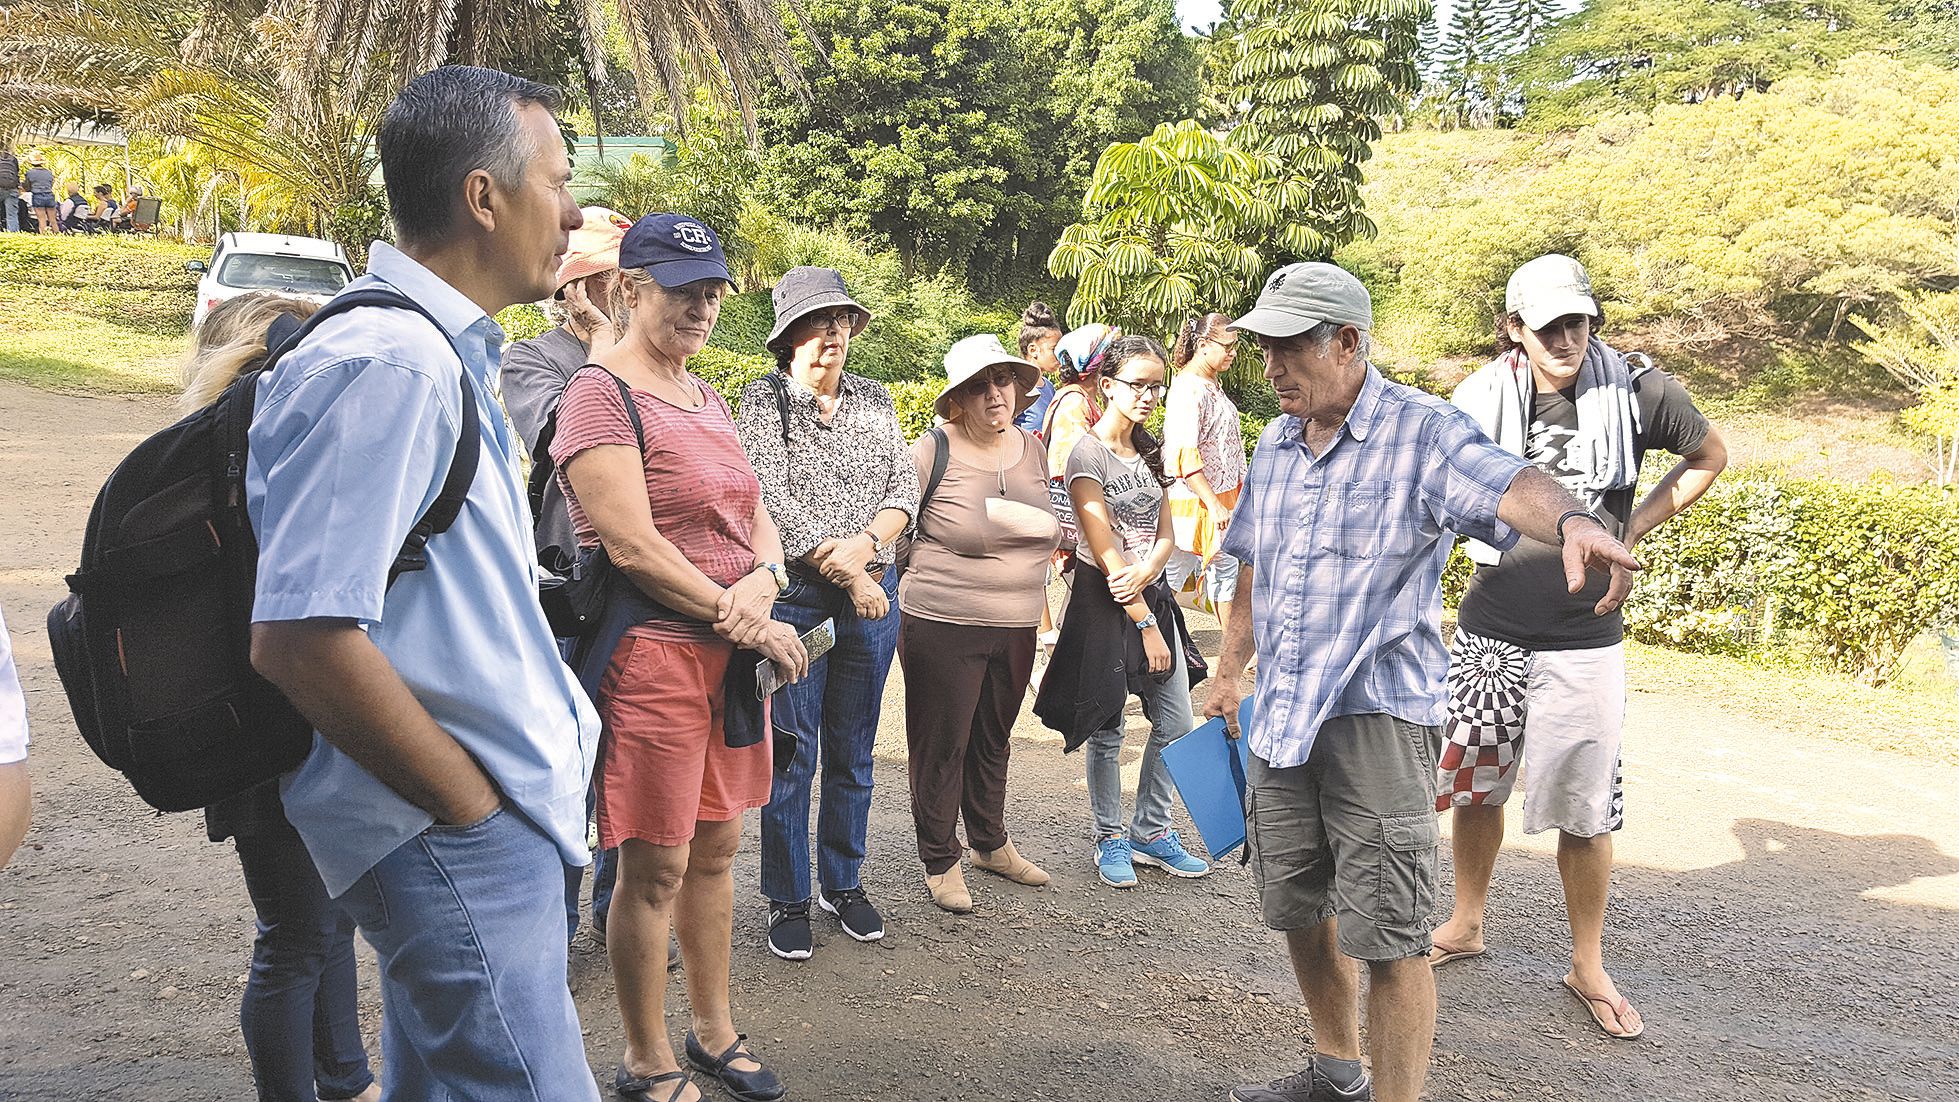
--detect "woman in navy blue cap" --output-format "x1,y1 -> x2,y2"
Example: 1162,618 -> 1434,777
734,266 -> 919,962
552,214 -> 807,1102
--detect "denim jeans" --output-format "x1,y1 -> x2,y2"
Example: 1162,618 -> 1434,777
234,827 -> 375,1102
562,844 -> 617,939
557,634 -> 615,940
334,807 -> 601,1102
761,568 -> 900,904
3,196 -> 17,233
1085,617 -> 1194,841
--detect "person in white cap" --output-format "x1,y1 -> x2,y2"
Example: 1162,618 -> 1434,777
1203,262 -> 1640,1102
1430,254 -> 1726,1040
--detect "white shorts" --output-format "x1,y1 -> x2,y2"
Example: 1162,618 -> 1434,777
1436,630 -> 1625,837
1164,549 -> 1241,611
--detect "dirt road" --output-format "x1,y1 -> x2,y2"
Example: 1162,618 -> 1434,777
1,381 -> 1953,1101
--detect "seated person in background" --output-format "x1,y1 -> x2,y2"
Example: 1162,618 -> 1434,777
91,185 -> 118,231
58,185 -> 87,232
114,184 -> 145,231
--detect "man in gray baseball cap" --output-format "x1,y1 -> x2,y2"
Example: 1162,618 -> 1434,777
1203,262 -> 1641,1102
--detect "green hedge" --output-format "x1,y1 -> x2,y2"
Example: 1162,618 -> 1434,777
0,233 -> 203,335
1622,477 -> 1959,684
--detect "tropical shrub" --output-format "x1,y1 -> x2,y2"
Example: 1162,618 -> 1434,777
1347,54 -> 1959,362
1622,476 -> 1959,684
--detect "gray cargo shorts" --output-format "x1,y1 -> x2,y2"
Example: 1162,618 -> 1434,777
1245,712 -> 1442,962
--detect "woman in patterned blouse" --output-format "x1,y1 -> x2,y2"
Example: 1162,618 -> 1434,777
1162,311 -> 1248,637
735,266 -> 920,963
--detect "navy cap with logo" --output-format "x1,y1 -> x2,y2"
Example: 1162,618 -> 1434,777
619,213 -> 733,288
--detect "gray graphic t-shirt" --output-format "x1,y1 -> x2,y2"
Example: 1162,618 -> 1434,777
1066,432 -> 1163,572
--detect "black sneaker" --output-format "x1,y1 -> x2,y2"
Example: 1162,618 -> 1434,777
767,901 -> 813,961
1228,1061 -> 1373,1102
818,886 -> 885,942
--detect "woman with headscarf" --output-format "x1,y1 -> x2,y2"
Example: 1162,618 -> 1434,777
900,335 -> 1061,913
735,266 -> 918,961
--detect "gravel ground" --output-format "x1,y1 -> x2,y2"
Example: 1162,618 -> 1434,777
1,382 -> 1954,1102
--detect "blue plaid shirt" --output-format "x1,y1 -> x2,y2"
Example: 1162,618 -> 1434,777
1221,366 -> 1529,768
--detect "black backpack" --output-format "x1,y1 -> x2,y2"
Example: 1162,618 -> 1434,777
46,287 -> 480,812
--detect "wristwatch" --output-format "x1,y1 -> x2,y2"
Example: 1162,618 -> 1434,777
862,529 -> 887,556
1556,509 -> 1606,543
1135,612 -> 1159,631
755,561 -> 789,594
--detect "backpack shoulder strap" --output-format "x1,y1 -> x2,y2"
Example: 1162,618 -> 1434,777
526,364 -> 644,528
912,427 -> 950,541
261,285 -> 482,588
765,370 -> 793,448
921,427 -> 950,510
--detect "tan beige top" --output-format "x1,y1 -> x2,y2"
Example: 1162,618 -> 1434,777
899,428 -> 1062,628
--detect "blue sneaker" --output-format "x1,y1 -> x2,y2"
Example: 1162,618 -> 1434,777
1096,836 -> 1139,888
1131,828 -> 1212,878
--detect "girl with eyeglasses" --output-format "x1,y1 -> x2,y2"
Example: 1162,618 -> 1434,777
1034,335 -> 1212,890
1163,312 -> 1249,640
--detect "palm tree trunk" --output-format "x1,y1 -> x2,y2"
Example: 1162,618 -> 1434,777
585,68 -> 606,161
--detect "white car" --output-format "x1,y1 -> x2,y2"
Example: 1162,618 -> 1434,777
187,232 -> 355,327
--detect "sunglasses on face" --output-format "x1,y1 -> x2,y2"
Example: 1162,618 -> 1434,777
961,369 -> 1021,395
800,309 -> 859,334
1203,336 -> 1239,355
1108,376 -> 1167,400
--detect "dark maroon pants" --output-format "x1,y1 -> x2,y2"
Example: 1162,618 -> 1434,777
898,613 -> 1037,875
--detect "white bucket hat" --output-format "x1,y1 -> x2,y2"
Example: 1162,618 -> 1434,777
936,335 -> 1041,421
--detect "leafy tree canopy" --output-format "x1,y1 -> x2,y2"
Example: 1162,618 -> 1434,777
1513,0 -> 1894,128
755,0 -> 1198,285
1052,0 -> 1427,336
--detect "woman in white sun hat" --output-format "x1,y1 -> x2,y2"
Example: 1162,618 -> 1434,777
898,335 -> 1062,912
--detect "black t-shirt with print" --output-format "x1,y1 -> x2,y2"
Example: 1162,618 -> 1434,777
1456,369 -> 1710,650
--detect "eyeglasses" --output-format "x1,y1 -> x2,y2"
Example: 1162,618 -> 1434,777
1108,377 -> 1168,400
801,309 -> 859,334
1203,336 -> 1239,356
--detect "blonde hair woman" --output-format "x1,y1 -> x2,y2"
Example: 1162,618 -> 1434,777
181,292 -> 319,410
182,288 -> 381,1102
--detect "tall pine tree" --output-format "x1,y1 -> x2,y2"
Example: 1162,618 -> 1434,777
1429,0 -> 1510,127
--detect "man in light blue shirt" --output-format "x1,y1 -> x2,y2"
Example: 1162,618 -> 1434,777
1204,263 -> 1639,1102
248,66 -> 602,1101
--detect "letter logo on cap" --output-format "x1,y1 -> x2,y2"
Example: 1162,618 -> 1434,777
672,221 -> 714,253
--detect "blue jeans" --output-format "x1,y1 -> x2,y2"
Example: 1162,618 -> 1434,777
335,807 -> 601,1102
761,568 -> 900,904
1085,616 -> 1194,841
557,634 -> 615,940
563,843 -> 617,939
3,196 -> 17,232
234,827 -> 375,1102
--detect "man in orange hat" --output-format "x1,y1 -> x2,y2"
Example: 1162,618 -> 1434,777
502,204 -> 633,944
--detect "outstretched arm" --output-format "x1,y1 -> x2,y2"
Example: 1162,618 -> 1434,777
1496,466 -> 1643,615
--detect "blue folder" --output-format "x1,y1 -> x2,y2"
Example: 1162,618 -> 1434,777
1162,698 -> 1256,860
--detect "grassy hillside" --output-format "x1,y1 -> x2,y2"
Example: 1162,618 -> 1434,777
0,234 -> 204,394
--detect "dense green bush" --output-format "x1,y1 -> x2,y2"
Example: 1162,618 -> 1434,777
1346,55 -> 1959,365
1624,476 -> 1959,684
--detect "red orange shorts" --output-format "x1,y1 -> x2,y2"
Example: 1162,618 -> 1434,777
594,629 -> 772,849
